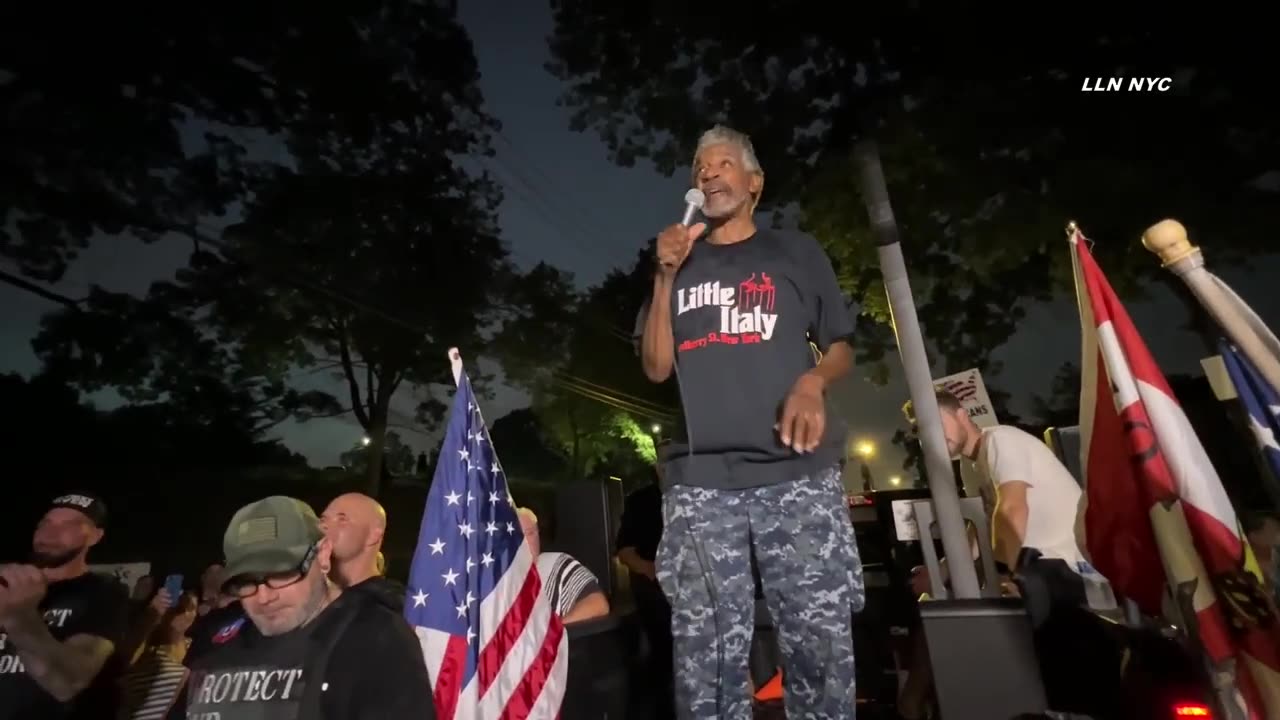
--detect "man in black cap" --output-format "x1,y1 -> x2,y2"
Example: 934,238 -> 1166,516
184,495 -> 434,719
0,492 -> 130,720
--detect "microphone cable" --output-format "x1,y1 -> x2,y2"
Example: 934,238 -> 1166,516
666,246 -> 728,716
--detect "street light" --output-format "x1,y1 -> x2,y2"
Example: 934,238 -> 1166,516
361,436 -> 371,447
651,423 -> 662,435
854,439 -> 876,459
888,475 -> 902,487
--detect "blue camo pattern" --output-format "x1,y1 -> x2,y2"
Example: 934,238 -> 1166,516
656,465 -> 864,719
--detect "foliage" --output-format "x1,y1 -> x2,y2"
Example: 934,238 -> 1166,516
19,3 -> 516,495
3,2 -> 487,283
488,408 -> 570,485
339,430 -> 418,477
33,286 -> 343,437
544,11 -> 1279,379
495,247 -> 677,481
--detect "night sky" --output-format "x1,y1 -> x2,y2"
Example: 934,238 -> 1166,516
2,4 -> 1277,485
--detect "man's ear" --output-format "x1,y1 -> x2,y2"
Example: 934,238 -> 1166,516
316,537 -> 334,573
87,526 -> 105,549
749,172 -> 765,205
367,525 -> 385,548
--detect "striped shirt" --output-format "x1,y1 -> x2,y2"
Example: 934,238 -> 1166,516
120,647 -> 188,720
535,551 -> 601,618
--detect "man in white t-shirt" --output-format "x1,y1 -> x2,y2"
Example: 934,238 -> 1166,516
926,390 -> 1087,570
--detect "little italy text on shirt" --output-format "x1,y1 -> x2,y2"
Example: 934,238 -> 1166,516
1080,77 -> 1173,92
676,274 -> 779,351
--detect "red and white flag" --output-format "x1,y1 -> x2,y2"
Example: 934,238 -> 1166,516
1072,230 -> 1280,717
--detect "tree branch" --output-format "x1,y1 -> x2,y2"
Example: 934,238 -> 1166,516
337,324 -> 370,428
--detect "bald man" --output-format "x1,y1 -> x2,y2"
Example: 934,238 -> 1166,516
320,493 -> 405,612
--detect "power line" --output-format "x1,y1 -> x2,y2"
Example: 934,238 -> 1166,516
0,270 -> 82,309
185,222 -> 669,421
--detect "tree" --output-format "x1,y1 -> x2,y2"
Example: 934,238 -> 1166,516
21,4 -> 513,495
33,285 -> 344,439
340,431 -> 416,478
497,248 -> 677,481
545,12 -> 1279,380
488,409 -> 570,485
2,3 -> 487,284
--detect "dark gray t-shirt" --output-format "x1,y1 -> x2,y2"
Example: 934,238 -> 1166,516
636,229 -> 854,490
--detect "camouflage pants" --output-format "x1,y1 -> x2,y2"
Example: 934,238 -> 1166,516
656,466 -> 865,720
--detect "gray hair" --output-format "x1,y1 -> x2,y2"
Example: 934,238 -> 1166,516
692,125 -> 763,181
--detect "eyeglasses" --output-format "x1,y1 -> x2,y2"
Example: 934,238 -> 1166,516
223,544 -> 318,599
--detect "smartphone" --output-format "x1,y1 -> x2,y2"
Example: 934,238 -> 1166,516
163,574 -> 184,607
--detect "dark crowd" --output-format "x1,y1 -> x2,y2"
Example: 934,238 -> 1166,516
0,487 -> 622,720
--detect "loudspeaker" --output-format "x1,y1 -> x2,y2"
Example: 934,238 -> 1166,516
552,479 -> 625,598
918,598 -> 1048,719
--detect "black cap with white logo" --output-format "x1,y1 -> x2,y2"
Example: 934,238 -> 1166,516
49,492 -> 109,528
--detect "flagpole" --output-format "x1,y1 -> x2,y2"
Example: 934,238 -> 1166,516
448,347 -> 464,387
855,140 -> 980,599
448,347 -> 517,508
1142,219 -> 1280,394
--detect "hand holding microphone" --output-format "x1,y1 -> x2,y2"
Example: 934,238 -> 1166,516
656,189 -> 706,276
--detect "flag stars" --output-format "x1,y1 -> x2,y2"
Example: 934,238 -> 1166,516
428,538 -> 446,555
506,522 -> 515,535
466,557 -> 476,573
466,491 -> 475,505
488,491 -> 501,505
456,602 -> 468,619
485,521 -> 499,536
412,589 -> 428,608
1249,414 -> 1279,451
481,552 -> 495,567
458,522 -> 474,539
442,568 -> 459,586
445,491 -> 461,506
466,626 -> 477,645
491,462 -> 501,474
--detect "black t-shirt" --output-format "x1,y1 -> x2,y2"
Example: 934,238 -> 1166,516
0,571 -> 130,720
616,483 -> 663,562
349,576 -> 405,614
185,601 -> 245,666
185,591 -> 434,719
637,229 -> 854,489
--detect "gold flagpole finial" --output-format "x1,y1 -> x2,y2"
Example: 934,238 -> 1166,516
1065,220 -> 1079,237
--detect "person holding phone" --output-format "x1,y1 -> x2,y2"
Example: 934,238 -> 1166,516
120,592 -> 197,719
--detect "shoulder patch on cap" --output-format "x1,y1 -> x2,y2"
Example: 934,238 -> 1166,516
213,617 -> 246,645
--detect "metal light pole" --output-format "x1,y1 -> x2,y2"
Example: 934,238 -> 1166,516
855,140 -> 981,599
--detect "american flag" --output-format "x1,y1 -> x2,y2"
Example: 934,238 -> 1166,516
406,358 -> 568,719
1220,339 -> 1280,482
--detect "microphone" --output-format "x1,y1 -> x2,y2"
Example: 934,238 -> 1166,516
681,188 -> 705,226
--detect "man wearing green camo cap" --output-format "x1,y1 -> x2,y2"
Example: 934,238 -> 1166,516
183,496 -> 435,719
